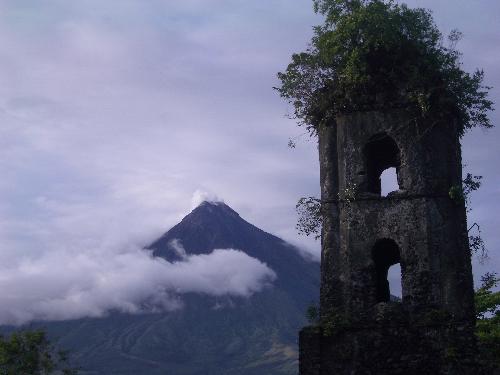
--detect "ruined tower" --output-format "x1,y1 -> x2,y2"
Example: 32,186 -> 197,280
299,109 -> 479,374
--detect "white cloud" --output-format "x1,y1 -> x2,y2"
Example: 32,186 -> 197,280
0,240 -> 276,325
191,189 -> 224,209
169,239 -> 188,259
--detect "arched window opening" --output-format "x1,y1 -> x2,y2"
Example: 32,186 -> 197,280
363,133 -> 401,195
372,238 -> 401,303
387,263 -> 402,300
380,167 -> 399,197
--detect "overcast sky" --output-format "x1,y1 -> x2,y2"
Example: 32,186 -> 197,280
0,0 -> 498,324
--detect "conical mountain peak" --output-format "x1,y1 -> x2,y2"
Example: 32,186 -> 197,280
190,200 -> 241,220
148,201 -> 318,283
149,201 -> 268,261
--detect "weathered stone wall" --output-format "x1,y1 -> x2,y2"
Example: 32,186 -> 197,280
318,118 -> 341,318
320,110 -> 474,320
300,319 -> 479,375
302,109 -> 479,374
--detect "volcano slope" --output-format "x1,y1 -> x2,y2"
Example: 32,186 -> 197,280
8,202 -> 320,375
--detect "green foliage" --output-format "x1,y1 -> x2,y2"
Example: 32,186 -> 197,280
296,197 -> 322,239
313,0 -> 367,23
305,303 -> 320,324
276,0 -> 493,136
0,330 -> 78,375
476,273 -> 500,320
475,273 -> 500,367
447,173 -> 486,259
305,303 -> 350,337
468,222 -> 487,261
463,173 -> 483,208
462,174 -> 486,259
448,173 -> 487,259
448,184 -> 464,203
321,310 -> 350,337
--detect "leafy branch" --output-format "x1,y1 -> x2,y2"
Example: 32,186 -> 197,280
475,272 -> 500,367
276,0 -> 494,137
296,197 -> 322,239
0,330 -> 79,375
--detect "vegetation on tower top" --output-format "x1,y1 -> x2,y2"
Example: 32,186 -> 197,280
276,0 -> 493,137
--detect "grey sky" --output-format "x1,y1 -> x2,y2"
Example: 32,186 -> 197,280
0,0 -> 498,322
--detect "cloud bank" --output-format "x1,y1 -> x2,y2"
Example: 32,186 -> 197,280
0,240 -> 276,325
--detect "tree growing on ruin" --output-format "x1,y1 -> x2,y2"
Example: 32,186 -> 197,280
275,0 -> 493,137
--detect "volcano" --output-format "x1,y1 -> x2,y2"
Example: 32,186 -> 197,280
149,201 -> 319,298
19,202 -> 320,375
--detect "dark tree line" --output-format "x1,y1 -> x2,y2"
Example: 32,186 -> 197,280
0,330 -> 78,375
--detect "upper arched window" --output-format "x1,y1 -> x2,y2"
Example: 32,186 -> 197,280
363,133 -> 401,196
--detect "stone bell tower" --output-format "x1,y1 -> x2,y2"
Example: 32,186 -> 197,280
299,109 -> 479,374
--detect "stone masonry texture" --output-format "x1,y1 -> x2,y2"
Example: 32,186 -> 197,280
299,109 -> 484,374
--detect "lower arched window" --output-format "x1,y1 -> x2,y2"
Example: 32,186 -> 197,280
372,238 -> 401,303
